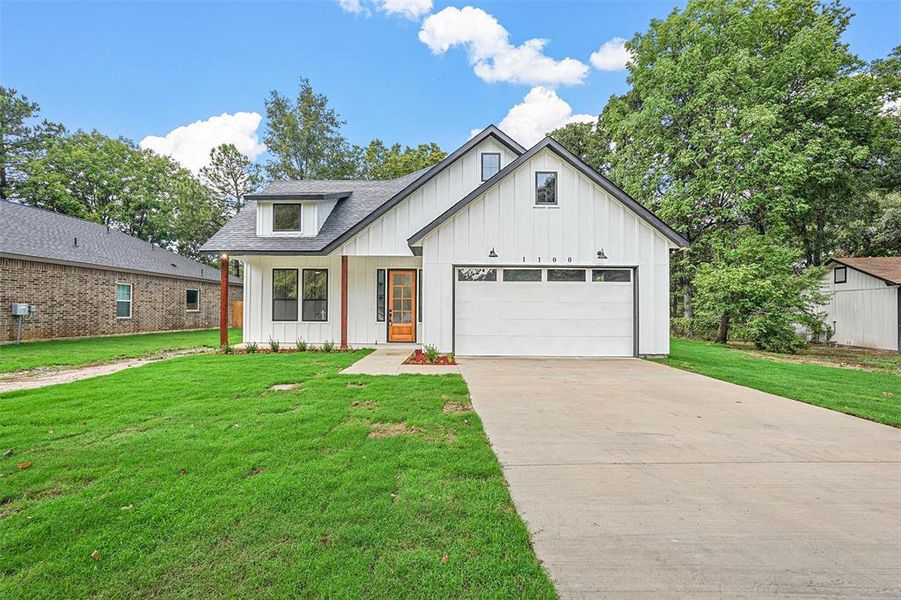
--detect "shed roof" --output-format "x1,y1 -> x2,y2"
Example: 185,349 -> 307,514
829,256 -> 901,285
0,200 -> 241,285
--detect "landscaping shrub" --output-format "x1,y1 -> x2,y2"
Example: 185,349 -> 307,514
223,344 -> 233,355
322,340 -> 335,353
269,337 -> 280,353
246,342 -> 258,354
296,338 -> 307,352
424,344 -> 439,364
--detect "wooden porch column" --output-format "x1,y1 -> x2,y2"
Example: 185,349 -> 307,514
219,254 -> 229,347
340,255 -> 349,349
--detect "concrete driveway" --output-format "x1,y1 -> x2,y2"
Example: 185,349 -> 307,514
458,358 -> 901,599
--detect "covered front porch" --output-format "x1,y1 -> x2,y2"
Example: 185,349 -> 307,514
220,254 -> 423,348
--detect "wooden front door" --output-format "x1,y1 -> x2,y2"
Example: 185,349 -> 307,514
388,270 -> 416,342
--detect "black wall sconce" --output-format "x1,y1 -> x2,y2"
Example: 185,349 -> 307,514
597,249 -> 607,259
488,247 -> 498,258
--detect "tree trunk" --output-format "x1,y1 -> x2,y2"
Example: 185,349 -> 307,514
716,314 -> 730,344
0,166 -> 7,201
683,283 -> 694,319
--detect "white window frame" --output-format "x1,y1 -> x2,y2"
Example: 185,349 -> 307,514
272,203 -> 303,233
185,288 -> 200,312
116,282 -> 133,319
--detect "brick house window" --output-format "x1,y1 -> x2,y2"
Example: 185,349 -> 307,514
116,283 -> 132,318
186,289 -> 200,311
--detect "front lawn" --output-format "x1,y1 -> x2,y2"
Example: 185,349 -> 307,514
0,328 -> 241,373
651,338 -> 901,427
0,351 -> 554,598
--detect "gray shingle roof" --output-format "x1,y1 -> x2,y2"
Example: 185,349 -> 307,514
200,169 -> 426,254
0,200 -> 241,285
200,125 -> 527,255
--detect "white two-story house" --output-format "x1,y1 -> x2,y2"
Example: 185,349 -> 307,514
202,126 -> 688,357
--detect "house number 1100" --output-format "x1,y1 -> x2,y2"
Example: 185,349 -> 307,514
522,256 -> 573,263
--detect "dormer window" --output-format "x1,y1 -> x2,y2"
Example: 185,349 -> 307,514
535,171 -> 557,205
273,203 -> 302,232
481,152 -> 501,181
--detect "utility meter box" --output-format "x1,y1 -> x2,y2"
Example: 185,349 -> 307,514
11,303 -> 31,316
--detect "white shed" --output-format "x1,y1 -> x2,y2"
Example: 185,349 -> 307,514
821,257 -> 900,352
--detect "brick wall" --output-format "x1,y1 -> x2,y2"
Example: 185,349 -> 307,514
0,257 -> 242,342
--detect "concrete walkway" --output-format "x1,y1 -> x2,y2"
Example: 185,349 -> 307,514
458,357 -> 901,599
0,348 -> 210,394
341,346 -> 460,376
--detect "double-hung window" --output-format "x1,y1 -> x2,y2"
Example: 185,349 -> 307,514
116,283 -> 132,318
302,269 -> 328,322
272,269 -> 299,321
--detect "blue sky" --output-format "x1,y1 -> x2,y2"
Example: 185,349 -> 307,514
2,0 -> 898,172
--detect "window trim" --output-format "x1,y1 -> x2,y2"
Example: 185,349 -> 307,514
535,171 -> 558,206
115,282 -> 133,319
376,269 -> 386,322
481,152 -> 501,182
834,266 -> 847,284
272,203 -> 303,233
272,268 -> 299,322
185,288 -> 200,312
302,268 -> 329,323
418,268 -> 423,323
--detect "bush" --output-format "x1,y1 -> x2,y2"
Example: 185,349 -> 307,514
269,337 -> 280,353
671,315 -> 720,340
223,344 -> 233,355
246,342 -> 258,354
745,312 -> 806,353
322,340 -> 335,353
424,344 -> 439,363
296,338 -> 307,352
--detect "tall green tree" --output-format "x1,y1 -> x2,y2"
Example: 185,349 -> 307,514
263,78 -> 360,180
0,87 -> 64,200
199,143 -> 262,214
360,140 -> 446,179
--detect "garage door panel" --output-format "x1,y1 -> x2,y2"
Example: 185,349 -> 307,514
455,301 -> 633,321
454,267 -> 635,357
455,317 -> 634,338
456,334 -> 633,357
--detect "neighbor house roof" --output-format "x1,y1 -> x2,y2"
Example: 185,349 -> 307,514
199,125 -> 526,255
407,136 -> 690,249
828,256 -> 901,285
0,200 -> 241,285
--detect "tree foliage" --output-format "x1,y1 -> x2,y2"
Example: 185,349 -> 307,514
360,140 -> 446,179
552,0 -> 900,350
0,86 -> 64,200
199,143 -> 262,214
263,78 -> 360,180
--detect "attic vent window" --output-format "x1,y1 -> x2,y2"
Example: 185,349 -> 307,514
273,204 -> 302,232
834,266 -> 847,284
481,152 -> 500,181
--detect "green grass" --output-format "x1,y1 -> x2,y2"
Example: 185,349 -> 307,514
651,338 -> 901,427
0,328 -> 241,373
0,351 -> 555,599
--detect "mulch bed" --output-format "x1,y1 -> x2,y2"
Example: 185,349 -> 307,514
404,350 -> 456,366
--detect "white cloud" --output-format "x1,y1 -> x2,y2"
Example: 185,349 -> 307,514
419,6 -> 588,86
139,112 -> 266,174
589,37 -> 632,71
486,86 -> 596,147
380,0 -> 432,20
337,0 -> 431,20
338,0 -> 366,15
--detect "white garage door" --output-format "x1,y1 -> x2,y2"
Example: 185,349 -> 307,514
454,267 -> 635,357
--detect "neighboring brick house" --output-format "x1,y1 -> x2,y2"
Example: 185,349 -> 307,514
0,200 -> 242,342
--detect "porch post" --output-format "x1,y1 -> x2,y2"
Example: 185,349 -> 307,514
219,254 -> 229,347
340,255 -> 349,349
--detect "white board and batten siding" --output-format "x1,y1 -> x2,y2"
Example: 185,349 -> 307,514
822,264 -> 900,352
237,254 -> 423,345
340,138 -> 517,257
418,147 -> 673,356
